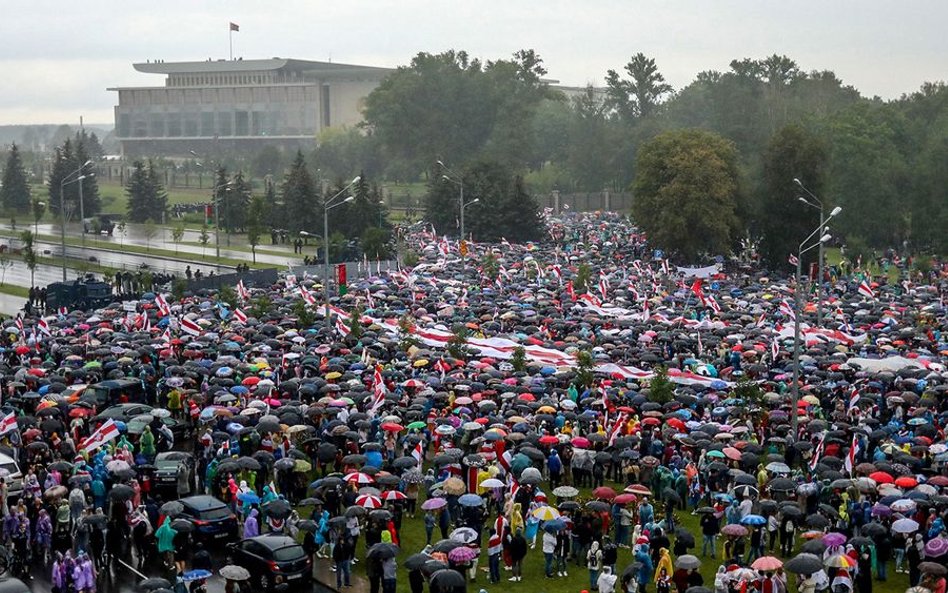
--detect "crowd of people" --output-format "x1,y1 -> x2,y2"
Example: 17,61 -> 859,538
0,212 -> 944,593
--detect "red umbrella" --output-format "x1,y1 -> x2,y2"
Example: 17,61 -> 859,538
571,437 -> 590,449
381,422 -> 404,432
614,493 -> 638,505
869,471 -> 895,484
592,486 -> 617,500
723,447 -> 742,461
383,490 -> 407,501
242,376 -> 260,386
894,476 -> 917,488
344,472 -> 375,485
356,494 -> 382,509
927,476 -> 948,487
625,484 -> 652,496
539,435 -> 559,445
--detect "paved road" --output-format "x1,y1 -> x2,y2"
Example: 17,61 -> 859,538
4,222 -> 300,268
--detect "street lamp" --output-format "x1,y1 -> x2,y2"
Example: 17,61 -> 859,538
793,178 -> 841,327
790,206 -> 842,437
319,176 -> 360,329
58,161 -> 92,282
438,161 -> 475,269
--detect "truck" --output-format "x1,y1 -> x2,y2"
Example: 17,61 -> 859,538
82,215 -> 116,235
45,279 -> 115,311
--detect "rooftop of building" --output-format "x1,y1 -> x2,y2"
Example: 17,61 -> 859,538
133,58 -> 393,76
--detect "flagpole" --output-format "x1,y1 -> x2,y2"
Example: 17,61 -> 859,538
229,28 -> 233,60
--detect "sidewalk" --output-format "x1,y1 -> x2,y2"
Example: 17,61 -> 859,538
313,557 -> 370,593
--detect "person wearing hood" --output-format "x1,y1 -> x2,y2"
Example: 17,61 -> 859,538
243,508 -> 259,538
634,544 -> 654,593
155,516 -> 177,570
597,565 -> 618,593
654,547 -> 673,583
507,527 -> 527,582
587,540 -> 603,590
139,425 -> 156,461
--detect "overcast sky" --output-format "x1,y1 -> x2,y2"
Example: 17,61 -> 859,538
2,0 -> 946,125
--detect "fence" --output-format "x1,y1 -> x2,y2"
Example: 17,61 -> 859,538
384,189 -> 633,215
186,267 -> 279,292
289,260 -> 399,283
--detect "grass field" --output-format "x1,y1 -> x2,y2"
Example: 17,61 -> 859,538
300,481 -> 911,593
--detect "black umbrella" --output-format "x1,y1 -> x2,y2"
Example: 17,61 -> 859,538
429,569 -> 467,593
170,519 -> 194,533
264,499 -> 291,519
109,484 -> 135,501
139,577 -> 172,591
785,553 -> 823,574
160,501 -> 184,517
405,552 -> 431,570
366,543 -> 400,560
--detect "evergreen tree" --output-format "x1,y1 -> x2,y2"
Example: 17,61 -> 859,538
146,161 -> 169,222
337,172 -> 386,238
281,151 -> 319,234
212,167 -> 232,231
246,194 -> 268,263
263,179 -> 284,231
126,160 -> 168,223
220,171 -> 250,232
47,141 -> 74,217
0,144 -> 31,212
47,138 -> 100,218
73,138 -> 100,216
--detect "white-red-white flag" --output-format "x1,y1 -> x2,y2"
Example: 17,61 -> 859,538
154,293 -> 171,317
80,419 -> 120,453
232,308 -> 248,324
180,317 -> 202,336
780,300 -> 796,321
411,441 -> 425,464
236,280 -> 250,302
0,412 -> 17,435
37,318 -> 51,336
857,280 -> 875,299
845,434 -> 859,475
369,365 -> 386,415
298,285 -> 317,306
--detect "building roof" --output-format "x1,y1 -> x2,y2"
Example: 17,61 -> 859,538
134,58 -> 392,76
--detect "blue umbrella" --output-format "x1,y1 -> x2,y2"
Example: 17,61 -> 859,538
238,492 -> 261,504
181,569 -> 213,582
458,494 -> 483,507
543,518 -> 567,532
740,514 -> 767,527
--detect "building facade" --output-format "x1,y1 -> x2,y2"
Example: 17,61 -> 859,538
109,58 -> 391,157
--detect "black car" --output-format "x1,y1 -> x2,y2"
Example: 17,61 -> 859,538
154,451 -> 193,492
178,495 -> 239,544
92,403 -> 153,424
228,534 -> 311,591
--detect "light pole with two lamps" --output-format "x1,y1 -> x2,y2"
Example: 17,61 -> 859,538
794,178 -> 834,327
58,160 -> 94,281
437,161 -> 479,269
790,205 -> 842,437
314,176 -> 360,330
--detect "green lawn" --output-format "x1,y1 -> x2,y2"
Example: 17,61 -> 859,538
299,482 -> 910,593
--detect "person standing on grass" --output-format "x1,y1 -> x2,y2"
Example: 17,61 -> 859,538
542,526 -> 557,578
507,528 -> 527,582
587,540 -> 603,591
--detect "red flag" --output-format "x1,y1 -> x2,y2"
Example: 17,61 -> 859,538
857,280 -> 875,299
690,279 -> 706,305
0,412 -> 17,436
566,280 -> 576,302
180,317 -> 202,336
233,308 -> 248,324
154,294 -> 170,317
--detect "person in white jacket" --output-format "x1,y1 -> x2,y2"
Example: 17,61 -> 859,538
597,565 -> 618,593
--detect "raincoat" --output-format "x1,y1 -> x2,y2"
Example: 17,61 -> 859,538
155,517 -> 177,553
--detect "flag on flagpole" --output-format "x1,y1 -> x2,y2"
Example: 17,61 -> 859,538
809,434 -> 825,473
771,338 -> 780,362
229,22 -> 239,31
788,254 -> 799,266
779,300 -> 796,321
237,280 -> 250,302
857,280 -> 875,299
80,419 -> 120,453
37,318 -> 51,336
411,441 -> 425,464
566,280 -> 576,302
847,387 -> 860,411
690,279 -> 706,306
844,434 -> 859,475
368,364 -> 386,415
0,412 -> 17,436
154,294 -> 171,317
232,308 -> 248,324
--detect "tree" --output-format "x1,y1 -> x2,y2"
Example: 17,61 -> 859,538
126,160 -> 168,223
647,366 -> 674,404
605,53 -> 674,120
220,171 -> 251,233
280,151 -> 319,234
141,223 -> 158,251
171,224 -> 185,255
31,197 -> 45,234
20,230 -> 37,288
47,138 -> 101,218
252,145 -> 284,177
447,324 -> 469,360
0,250 -> 11,286
425,160 -> 543,242
631,129 -> 743,260
363,49 -> 551,173
574,263 -> 592,293
0,144 -> 31,212
511,346 -> 527,373
575,350 -> 595,389
246,195 -> 268,263
757,125 -> 828,268
336,173 -> 386,238
361,227 -> 390,260
198,225 -> 210,258
481,252 -> 500,280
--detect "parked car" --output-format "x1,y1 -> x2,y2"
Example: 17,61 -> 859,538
87,380 -> 147,407
0,453 -> 22,498
93,403 -> 153,424
154,451 -> 193,493
178,495 -> 239,544
228,534 -> 311,591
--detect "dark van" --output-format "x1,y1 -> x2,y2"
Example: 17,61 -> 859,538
88,379 -> 146,407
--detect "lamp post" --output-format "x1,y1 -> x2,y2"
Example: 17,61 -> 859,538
319,176 -> 360,329
438,160 -> 475,269
794,178 -> 838,327
790,206 -> 842,437
58,162 -> 92,281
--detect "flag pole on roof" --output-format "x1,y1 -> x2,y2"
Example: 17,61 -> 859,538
229,22 -> 239,60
